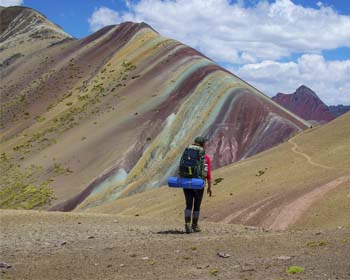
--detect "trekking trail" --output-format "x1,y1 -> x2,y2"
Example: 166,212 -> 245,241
288,138 -> 338,170
267,175 -> 350,230
220,194 -> 281,224
219,176 -> 350,230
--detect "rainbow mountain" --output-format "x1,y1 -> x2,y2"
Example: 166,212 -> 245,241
0,6 -> 309,211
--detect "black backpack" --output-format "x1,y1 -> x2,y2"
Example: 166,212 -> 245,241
179,145 -> 205,179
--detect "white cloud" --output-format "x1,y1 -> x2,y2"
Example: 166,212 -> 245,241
235,54 -> 350,105
0,0 -> 23,6
89,0 -> 350,64
88,7 -> 121,32
87,0 -> 350,105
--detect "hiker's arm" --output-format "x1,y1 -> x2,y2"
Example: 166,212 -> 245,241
207,179 -> 212,196
206,155 -> 212,196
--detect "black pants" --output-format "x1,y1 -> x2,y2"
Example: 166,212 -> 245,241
183,188 -> 204,212
183,188 -> 204,224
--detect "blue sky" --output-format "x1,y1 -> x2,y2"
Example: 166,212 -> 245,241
2,0 -> 350,104
21,0 -> 129,38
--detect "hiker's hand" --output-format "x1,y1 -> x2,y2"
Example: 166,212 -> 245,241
207,180 -> 212,197
207,187 -> 212,197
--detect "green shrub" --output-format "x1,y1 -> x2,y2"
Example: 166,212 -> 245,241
53,163 -> 73,175
0,159 -> 55,210
287,266 -> 305,274
122,61 -> 136,71
306,241 -> 329,247
213,177 -> 224,185
35,116 -> 46,122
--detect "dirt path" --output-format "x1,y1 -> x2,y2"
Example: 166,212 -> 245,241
219,176 -> 350,230
288,138 -> 338,170
220,194 -> 281,224
266,176 -> 350,230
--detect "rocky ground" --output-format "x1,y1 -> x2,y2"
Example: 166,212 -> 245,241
1,210 -> 349,280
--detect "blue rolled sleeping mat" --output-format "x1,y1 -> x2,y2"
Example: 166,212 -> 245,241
168,177 -> 204,189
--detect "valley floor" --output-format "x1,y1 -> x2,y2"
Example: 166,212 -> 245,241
1,210 -> 349,280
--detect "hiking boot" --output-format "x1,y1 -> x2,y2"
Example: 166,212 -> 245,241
185,223 -> 192,234
192,223 -> 201,232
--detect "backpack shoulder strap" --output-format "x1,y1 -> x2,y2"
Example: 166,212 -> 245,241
188,144 -> 204,152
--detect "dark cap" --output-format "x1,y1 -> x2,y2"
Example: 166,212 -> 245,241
194,136 -> 208,146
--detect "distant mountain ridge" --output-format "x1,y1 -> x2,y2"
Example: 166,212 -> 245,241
0,6 -> 72,67
272,85 -> 338,123
329,105 -> 350,118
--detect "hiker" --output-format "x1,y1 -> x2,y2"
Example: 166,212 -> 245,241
179,136 -> 212,233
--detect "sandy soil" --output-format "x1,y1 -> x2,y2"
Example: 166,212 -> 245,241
0,210 -> 349,280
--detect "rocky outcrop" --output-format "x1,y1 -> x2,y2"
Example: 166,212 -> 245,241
272,85 -> 335,123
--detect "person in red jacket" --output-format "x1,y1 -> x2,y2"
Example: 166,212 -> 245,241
183,136 -> 212,233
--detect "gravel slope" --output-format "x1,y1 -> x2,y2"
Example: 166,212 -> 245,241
1,210 -> 349,280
